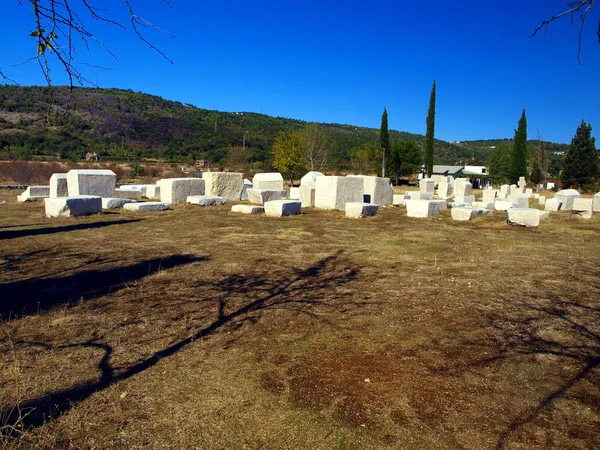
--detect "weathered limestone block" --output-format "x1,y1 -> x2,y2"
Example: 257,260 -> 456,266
472,201 -> 495,210
45,195 -> 102,217
510,184 -> 519,194
314,176 -> 364,211
113,188 -> 144,200
508,194 -> 530,208
202,172 -> 243,200
289,187 -> 300,200
123,202 -> 169,212
405,191 -> 433,200
594,192 -> 600,212
361,176 -> 393,205
437,181 -> 453,199
454,195 -> 475,205
554,189 -> 580,210
545,198 -> 562,211
50,174 -> 68,198
538,196 -> 546,206
405,200 -> 446,218
102,198 -> 137,209
17,186 -> 50,202
160,178 -> 205,205
525,188 -> 533,196
146,184 -> 161,199
345,202 -> 378,218
495,200 -> 519,211
299,182 -> 316,207
392,194 -> 405,206
419,178 -> 436,194
451,207 -> 483,221
572,198 -> 594,219
482,189 -> 497,203
67,169 -> 116,197
253,173 -> 284,190
301,171 -> 325,183
507,208 -> 542,228
455,179 -> 472,197
187,195 -> 226,206
499,184 -> 511,198
241,179 -> 252,201
231,204 -> 264,214
247,189 -> 287,204
118,184 -> 149,197
264,200 -> 302,217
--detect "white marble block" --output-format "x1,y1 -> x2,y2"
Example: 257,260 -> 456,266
146,184 -> 161,199
392,194 -> 405,206
118,184 -> 149,197
405,200 -> 446,218
518,176 -> 526,191
241,179 -> 252,201
187,195 -> 226,206
314,176 -> 364,211
301,171 -> 325,183
160,178 -> 205,205
123,202 -> 169,212
289,187 -> 300,200
495,200 -> 519,211
451,207 -> 484,221
231,204 -> 264,214
472,201 -> 495,210
538,196 -> 546,206
437,181 -> 453,199
525,188 -> 533,196
264,200 -> 302,217
572,198 -> 594,219
455,179 -> 472,197
345,202 -> 379,218
45,195 -> 102,217
507,208 -> 542,228
554,189 -> 580,211
102,198 -> 137,209
50,174 -> 68,198
247,189 -> 287,204
299,182 -> 316,207
419,178 -> 436,194
253,173 -> 284,190
482,189 -> 497,203
67,169 -> 116,197
405,191 -> 433,201
508,194 -> 530,208
114,188 -> 144,200
361,176 -> 393,205
454,195 -> 475,205
202,172 -> 243,201
545,198 -> 562,211
593,192 -> 600,212
17,186 -> 50,202
500,185 -> 511,197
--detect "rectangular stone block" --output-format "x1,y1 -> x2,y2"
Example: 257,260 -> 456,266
472,201 -> 495,210
454,195 -> 475,205
289,187 -> 300,200
554,189 -> 580,211
159,178 -> 205,205
419,178 -> 435,194
299,182 -> 316,207
247,189 -> 287,204
123,202 -> 169,212
455,179 -> 472,197
594,192 -> 600,212
360,176 -> 393,205
301,171 -> 325,183
50,174 -> 68,198
451,207 -> 484,221
500,184 -> 511,197
253,173 -> 284,190
405,191 -> 433,200
405,200 -> 446,218
538,196 -> 546,206
314,176 -> 364,211
437,181 -> 453,199
545,198 -> 562,211
495,200 -> 519,211
67,169 -> 116,197
146,184 -> 161,199
264,200 -> 302,217
241,179 -> 252,201
202,172 -> 243,200
231,204 -> 264,214
114,188 -> 144,200
392,194 -> 405,206
345,202 -> 378,218
45,196 -> 102,217
508,194 -> 530,208
102,198 -> 137,209
17,186 -> 50,202
507,208 -> 541,228
482,189 -> 497,203
187,195 -> 226,206
572,198 -> 593,219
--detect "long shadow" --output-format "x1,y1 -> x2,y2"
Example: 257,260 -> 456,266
0,219 -> 144,240
0,254 -> 208,320
0,250 -> 363,433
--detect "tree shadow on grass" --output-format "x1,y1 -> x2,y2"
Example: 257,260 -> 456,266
0,218 -> 143,240
0,254 -> 208,320
0,250 -> 364,435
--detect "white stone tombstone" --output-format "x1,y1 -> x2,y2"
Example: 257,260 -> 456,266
482,189 -> 497,203
454,195 -> 475,205
231,204 -> 264,214
160,178 -> 205,205
419,178 -> 435,194
507,208 -> 541,228
472,201 -> 495,210
392,194 -> 405,206
518,176 -> 526,192
253,173 -> 284,190
45,195 -> 102,217
299,181 -> 316,207
102,198 -> 137,209
494,200 -> 519,211
437,181 -> 453,199
538,196 -> 546,206
67,169 -> 116,197
187,196 -> 226,206
49,174 -> 68,198
405,191 -> 433,200
114,187 -> 144,200
405,200 -> 446,218
289,187 -> 300,200
572,198 -> 594,219
544,198 -> 562,211
146,184 -> 161,199
451,207 -> 488,221
500,184 -> 511,198
264,200 -> 302,217
345,202 -> 378,218
202,172 -> 243,201
508,194 -> 530,208
247,189 -> 287,204
525,188 -> 533,196
123,202 -> 169,212
314,176 -> 364,211
241,179 -> 252,201
554,189 -> 580,211
454,179 -> 472,197
360,176 -> 393,205
301,171 -> 325,183
593,192 -> 600,212
17,186 -> 50,202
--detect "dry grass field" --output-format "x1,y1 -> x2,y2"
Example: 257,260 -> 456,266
1,188 -> 599,449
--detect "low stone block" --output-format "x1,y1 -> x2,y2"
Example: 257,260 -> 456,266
289,187 -> 300,200
345,202 -> 378,218
50,174 -> 68,197
123,202 -> 169,212
472,201 -> 495,210
241,179 -> 252,201
253,173 -> 284,190
118,184 -> 149,197
187,195 -> 226,206
45,195 -> 102,217
160,178 -> 205,205
507,208 -> 542,228
405,200 -> 446,218
545,198 -> 562,211
202,172 -> 243,200
17,186 -> 50,202
314,176 -> 364,211
454,195 -> 475,205
554,189 -> 580,210
495,200 -> 519,211
525,188 -> 533,196
67,169 -> 116,197
102,198 -> 137,209
231,204 -> 264,214
392,194 -> 405,206
299,182 -> 316,207
264,200 -> 302,217
572,198 -> 594,219
247,189 -> 287,204
451,207 -> 483,221
538,196 -> 546,206
114,188 -> 144,200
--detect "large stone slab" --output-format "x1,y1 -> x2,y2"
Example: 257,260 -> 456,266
437,180 -> 453,199
360,176 -> 393,205
345,202 -> 378,218
118,184 -> 150,197
472,201 -> 495,210
102,198 -> 137,209
231,204 -> 264,214
572,198 -> 594,219
159,178 -> 205,205
405,200 -> 446,218
247,189 -> 287,204
554,189 -> 580,210
50,174 -> 68,198
314,176 -> 364,211
45,195 -> 102,217
508,194 -> 530,208
482,189 -> 497,203
507,208 -> 542,228
545,198 -> 562,211
123,202 -> 169,212
538,196 -> 546,206
299,182 -> 316,207
455,179 -> 472,197
454,195 -> 475,205
451,207 -> 488,221
253,173 -> 284,190
499,184 -> 511,198
67,169 -> 116,197
264,200 -> 301,217
419,178 -> 435,194
17,186 -> 50,202
187,195 -> 226,206
594,192 -> 600,212
202,172 -> 243,200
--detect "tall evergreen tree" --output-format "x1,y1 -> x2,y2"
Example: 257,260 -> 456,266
510,109 -> 528,184
380,107 -> 389,178
424,80 -> 436,177
561,120 -> 598,188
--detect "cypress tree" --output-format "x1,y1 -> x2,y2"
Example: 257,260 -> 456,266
561,120 -> 598,188
511,109 -> 528,184
380,107 -> 389,178
424,80 -> 436,177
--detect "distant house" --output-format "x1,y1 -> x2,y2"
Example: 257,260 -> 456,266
462,166 -> 488,176
432,165 -> 464,177
85,152 -> 100,161
430,164 -> 491,189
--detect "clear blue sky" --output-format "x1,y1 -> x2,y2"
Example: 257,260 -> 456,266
2,0 -> 599,143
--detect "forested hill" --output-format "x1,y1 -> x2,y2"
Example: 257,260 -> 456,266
0,86 -> 568,168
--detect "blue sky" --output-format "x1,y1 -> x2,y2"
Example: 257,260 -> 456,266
2,0 -> 599,143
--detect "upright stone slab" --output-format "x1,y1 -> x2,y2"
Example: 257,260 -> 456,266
17,186 -> 50,202
508,194 -> 530,208
160,178 -> 205,205
594,192 -> 600,212
405,200 -> 446,218
50,173 -> 68,198
361,176 -> 393,205
231,204 -> 264,214
67,169 -> 116,197
419,178 -> 435,194
507,208 -> 541,228
299,182 -> 316,207
525,188 -> 533,196
241,179 -> 252,201
345,202 -> 378,218
538,196 -> 546,206
289,187 -> 300,200
499,185 -> 511,198
314,176 -> 364,211
114,188 -> 143,200
247,189 -> 287,204
482,189 -> 497,203
146,184 -> 161,199
253,173 -> 284,190
202,172 -> 243,201
554,189 -> 580,211
454,179 -> 472,197
264,200 -> 302,217
518,176 -> 526,192
545,198 -> 562,211
437,179 -> 453,199
572,198 -> 594,219
45,196 -> 102,217
392,194 -> 405,206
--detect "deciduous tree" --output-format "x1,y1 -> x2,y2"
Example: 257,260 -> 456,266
272,130 -> 306,184
301,123 -> 330,171
386,141 -> 422,185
